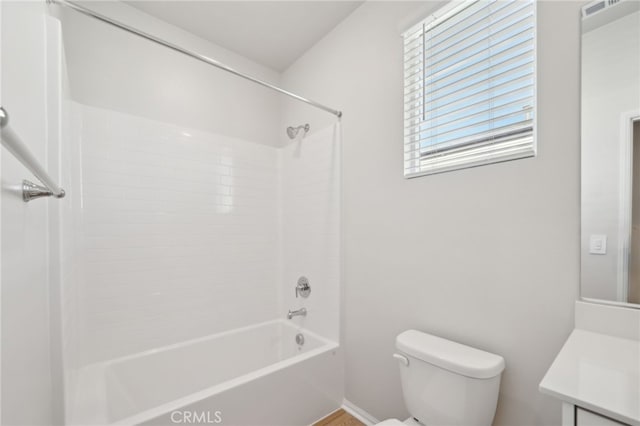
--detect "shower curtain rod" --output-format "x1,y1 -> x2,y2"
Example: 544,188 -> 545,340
48,0 -> 343,118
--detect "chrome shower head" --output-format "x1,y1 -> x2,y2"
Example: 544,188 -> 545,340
286,123 -> 310,139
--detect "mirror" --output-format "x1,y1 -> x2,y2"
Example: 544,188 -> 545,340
581,0 -> 640,306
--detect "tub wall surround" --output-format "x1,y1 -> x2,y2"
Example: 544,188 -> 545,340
65,101 -> 342,356
280,124 -> 341,343
60,102 -> 342,421
74,104 -> 281,364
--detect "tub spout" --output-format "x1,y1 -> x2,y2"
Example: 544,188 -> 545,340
287,308 -> 307,320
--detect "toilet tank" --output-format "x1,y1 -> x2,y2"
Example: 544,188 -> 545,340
395,330 -> 505,426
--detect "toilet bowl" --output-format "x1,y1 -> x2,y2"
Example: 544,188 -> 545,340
376,330 -> 505,426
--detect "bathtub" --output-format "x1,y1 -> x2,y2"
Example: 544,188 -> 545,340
68,320 -> 343,425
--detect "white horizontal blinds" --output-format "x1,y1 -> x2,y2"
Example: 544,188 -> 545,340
403,0 -> 535,177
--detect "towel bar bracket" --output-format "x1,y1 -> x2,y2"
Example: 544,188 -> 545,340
0,106 -> 67,202
0,106 -> 7,128
22,180 -> 65,202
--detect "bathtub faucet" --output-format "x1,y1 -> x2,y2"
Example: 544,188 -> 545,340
287,307 -> 307,320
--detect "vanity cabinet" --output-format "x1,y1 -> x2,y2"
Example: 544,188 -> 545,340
561,403 -> 631,426
576,408 -> 629,426
540,326 -> 639,426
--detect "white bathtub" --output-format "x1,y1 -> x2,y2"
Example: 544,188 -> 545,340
68,320 -> 343,425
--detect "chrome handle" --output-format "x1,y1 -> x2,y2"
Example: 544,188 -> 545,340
296,276 -> 311,298
393,353 -> 409,366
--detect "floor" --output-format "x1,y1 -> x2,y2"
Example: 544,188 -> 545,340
313,409 -> 366,426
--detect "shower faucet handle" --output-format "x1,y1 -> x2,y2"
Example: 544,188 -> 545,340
296,276 -> 311,298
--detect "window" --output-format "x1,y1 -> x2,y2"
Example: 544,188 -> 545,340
403,0 -> 536,178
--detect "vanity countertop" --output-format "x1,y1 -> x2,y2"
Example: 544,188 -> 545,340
540,329 -> 640,425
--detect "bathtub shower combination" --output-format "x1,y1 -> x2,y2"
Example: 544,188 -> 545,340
19,1 -> 346,425
58,99 -> 342,425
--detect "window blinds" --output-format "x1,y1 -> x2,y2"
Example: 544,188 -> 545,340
403,0 -> 536,177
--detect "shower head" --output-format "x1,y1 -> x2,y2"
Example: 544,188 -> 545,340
286,124 -> 310,139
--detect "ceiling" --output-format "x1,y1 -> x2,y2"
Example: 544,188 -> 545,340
125,1 -> 363,71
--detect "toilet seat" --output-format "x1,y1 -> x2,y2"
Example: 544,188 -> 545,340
376,418 -> 422,426
376,420 -> 406,426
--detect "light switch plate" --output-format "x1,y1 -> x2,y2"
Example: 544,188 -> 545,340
589,234 -> 607,255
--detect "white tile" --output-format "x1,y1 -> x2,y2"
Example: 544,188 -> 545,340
60,105 -> 341,380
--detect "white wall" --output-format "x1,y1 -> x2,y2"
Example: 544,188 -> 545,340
280,2 -> 580,424
1,2 -> 57,424
58,1 -> 283,147
74,103 -> 281,364
581,11 -> 640,301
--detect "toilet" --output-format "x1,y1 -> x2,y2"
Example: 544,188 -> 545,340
377,330 -> 505,426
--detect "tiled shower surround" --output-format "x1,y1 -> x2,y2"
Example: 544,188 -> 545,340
64,103 -> 340,367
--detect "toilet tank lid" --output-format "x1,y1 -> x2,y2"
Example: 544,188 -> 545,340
396,330 -> 505,379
